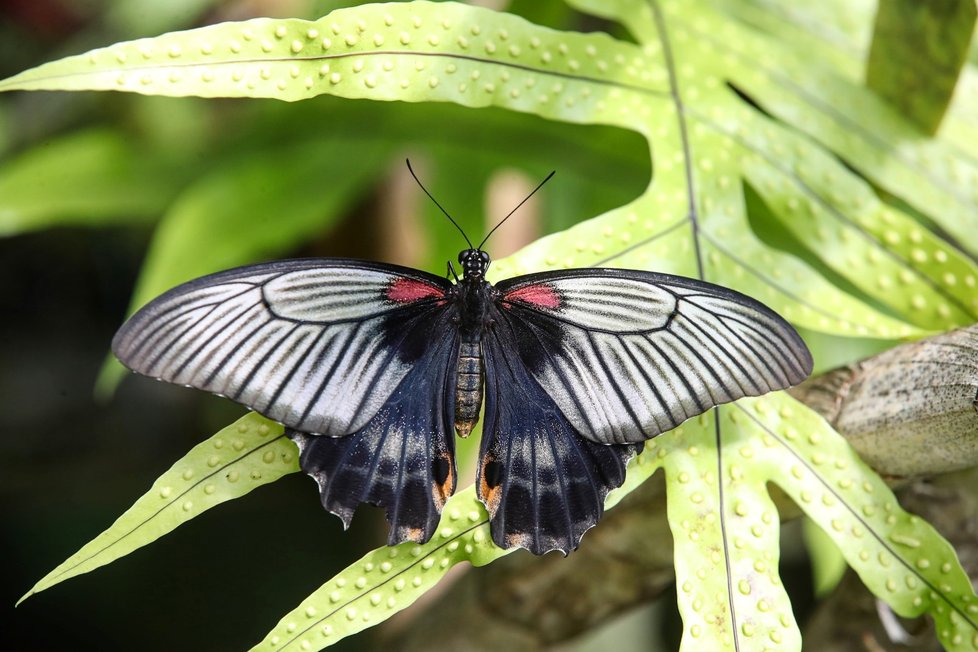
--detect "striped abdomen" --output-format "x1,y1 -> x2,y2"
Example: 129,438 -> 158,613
454,341 -> 483,437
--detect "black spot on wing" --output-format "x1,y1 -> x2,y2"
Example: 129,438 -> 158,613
432,456 -> 451,487
483,460 -> 503,489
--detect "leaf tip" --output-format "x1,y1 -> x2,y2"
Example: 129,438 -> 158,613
15,587 -> 37,607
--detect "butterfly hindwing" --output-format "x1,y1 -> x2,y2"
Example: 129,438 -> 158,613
494,268 -> 814,445
480,316 -> 641,555
288,309 -> 459,544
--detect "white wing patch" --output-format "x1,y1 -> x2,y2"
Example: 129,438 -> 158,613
113,261 -> 449,436
540,276 -> 676,332
496,271 -> 813,445
264,268 -> 410,322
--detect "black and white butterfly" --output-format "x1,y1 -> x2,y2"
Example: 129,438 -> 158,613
112,167 -> 812,555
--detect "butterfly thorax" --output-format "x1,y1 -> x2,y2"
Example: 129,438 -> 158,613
452,250 -> 494,438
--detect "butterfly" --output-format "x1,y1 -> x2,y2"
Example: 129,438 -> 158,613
112,164 -> 813,555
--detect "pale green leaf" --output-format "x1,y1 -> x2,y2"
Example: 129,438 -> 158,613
5,2 -> 978,651
249,486 -> 507,651
18,412 -> 297,604
636,0 -> 978,259
634,393 -> 978,651
1,1 -> 951,338
735,393 -> 978,651
654,413 -> 802,650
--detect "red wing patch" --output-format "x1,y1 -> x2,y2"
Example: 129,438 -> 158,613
503,283 -> 561,309
386,277 -> 446,304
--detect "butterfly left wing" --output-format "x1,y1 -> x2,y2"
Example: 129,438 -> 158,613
477,268 -> 812,553
112,258 -> 461,544
112,258 -> 453,437
289,309 -> 460,544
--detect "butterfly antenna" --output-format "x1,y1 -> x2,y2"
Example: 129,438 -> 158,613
478,170 -> 556,251
405,159 -> 474,249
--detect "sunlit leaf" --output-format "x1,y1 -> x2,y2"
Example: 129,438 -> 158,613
18,413 -> 296,604
250,487 -> 506,651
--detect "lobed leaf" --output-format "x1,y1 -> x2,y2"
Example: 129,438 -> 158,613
0,0 -> 657,131
634,392 -> 978,651
656,0 -> 978,258
657,414 -> 801,651
736,393 -> 978,651
5,1 -> 978,650
1,1 -> 942,341
18,412 -> 297,604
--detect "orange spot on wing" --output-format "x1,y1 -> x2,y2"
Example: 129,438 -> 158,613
478,458 -> 502,517
431,452 -> 455,510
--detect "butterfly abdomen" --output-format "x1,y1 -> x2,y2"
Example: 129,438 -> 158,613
454,341 -> 483,437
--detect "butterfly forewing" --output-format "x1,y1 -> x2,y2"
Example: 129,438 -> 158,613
494,269 -> 813,445
112,259 -> 452,437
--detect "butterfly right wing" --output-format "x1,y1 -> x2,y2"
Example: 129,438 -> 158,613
479,319 -> 641,555
112,258 -> 453,437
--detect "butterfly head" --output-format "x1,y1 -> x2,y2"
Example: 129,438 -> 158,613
459,249 -> 491,279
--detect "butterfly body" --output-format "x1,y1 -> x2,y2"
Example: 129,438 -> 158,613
448,249 -> 494,438
114,250 -> 812,554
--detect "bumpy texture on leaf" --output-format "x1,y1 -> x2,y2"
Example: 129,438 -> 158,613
250,487 -> 505,651
4,1 -> 975,336
18,413 -> 297,604
742,394 -> 978,650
